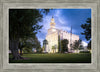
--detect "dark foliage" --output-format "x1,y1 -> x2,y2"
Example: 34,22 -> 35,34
81,18 -> 91,41
61,39 -> 69,53
9,9 -> 49,60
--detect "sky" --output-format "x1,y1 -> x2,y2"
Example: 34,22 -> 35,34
36,9 -> 91,47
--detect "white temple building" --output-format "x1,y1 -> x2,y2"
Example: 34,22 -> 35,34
43,16 -> 79,53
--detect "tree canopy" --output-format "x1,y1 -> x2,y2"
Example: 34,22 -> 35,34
58,35 -> 61,53
87,40 -> 91,50
81,18 -> 91,50
72,40 -> 82,50
9,9 -> 49,40
61,39 -> 69,53
9,9 -> 50,60
81,18 -> 91,41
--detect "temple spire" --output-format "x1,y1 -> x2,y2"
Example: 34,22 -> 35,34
50,16 -> 55,28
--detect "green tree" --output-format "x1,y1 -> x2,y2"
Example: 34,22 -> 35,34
61,39 -> 69,53
81,18 -> 91,41
19,36 -> 41,54
87,40 -> 91,50
79,45 -> 84,50
58,35 -> 61,53
37,48 -> 43,53
18,38 -> 26,55
72,39 -> 82,50
23,42 -> 33,53
9,9 -> 49,60
34,37 -> 41,53
78,39 -> 84,50
72,40 -> 79,51
81,18 -> 91,50
52,46 -> 56,53
42,46 -> 45,52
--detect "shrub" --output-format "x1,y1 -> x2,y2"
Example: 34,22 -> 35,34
80,51 -> 90,53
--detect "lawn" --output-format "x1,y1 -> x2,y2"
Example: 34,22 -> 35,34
9,53 -> 91,63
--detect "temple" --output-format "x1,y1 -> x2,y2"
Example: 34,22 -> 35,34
43,16 -> 79,53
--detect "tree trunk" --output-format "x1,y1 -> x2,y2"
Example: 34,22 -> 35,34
10,39 -> 23,60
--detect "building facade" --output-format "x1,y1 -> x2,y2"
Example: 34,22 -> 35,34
44,16 -> 79,53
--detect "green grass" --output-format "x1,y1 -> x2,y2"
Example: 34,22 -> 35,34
9,53 -> 91,63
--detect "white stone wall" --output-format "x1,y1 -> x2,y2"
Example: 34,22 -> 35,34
46,28 -> 79,53
60,31 -> 79,52
46,30 -> 58,53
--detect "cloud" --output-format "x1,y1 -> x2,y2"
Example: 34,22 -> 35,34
82,41 -> 88,47
54,10 -> 67,25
